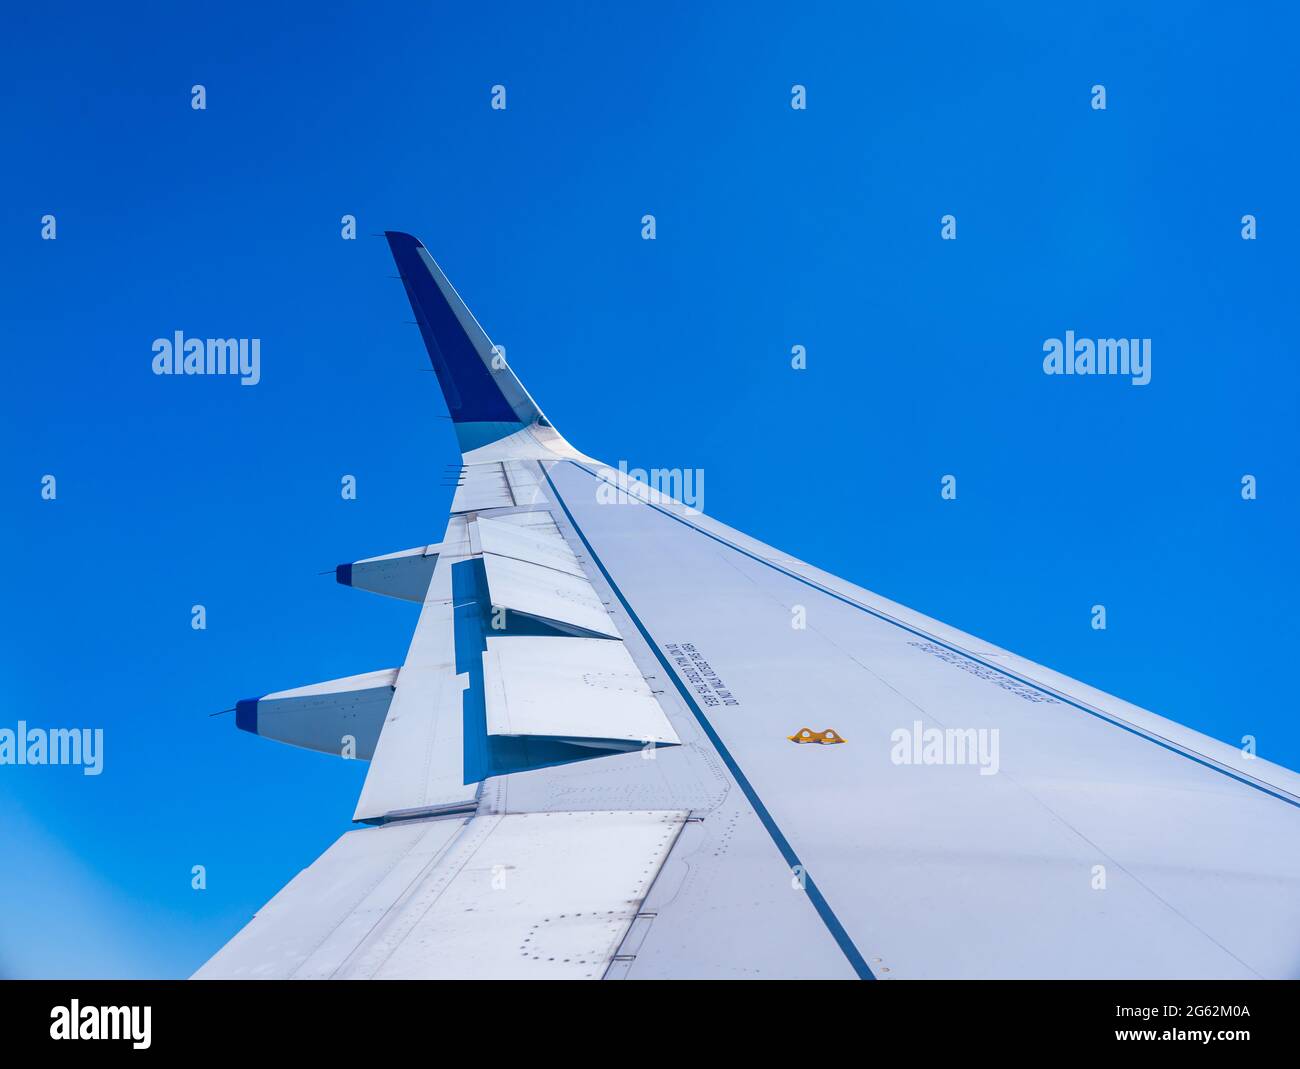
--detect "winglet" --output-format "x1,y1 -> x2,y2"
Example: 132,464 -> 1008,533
385,231 -> 551,453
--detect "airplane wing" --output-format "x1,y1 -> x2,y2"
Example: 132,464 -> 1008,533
195,232 -> 1300,980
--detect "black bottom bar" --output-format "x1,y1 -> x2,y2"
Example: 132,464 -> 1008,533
1,978 -> 1291,1056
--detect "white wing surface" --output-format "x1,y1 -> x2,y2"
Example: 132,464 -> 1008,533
198,233 -> 1300,980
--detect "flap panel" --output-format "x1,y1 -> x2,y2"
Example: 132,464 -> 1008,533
476,513 -> 585,577
480,552 -> 618,638
483,635 -> 680,747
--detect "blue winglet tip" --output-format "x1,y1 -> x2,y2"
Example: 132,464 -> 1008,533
234,698 -> 260,735
336,562 -> 353,587
383,230 -> 422,250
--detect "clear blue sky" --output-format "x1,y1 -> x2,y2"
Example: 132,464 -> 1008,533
1,2 -> 1296,977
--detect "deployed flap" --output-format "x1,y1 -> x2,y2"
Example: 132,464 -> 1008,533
482,636 -> 680,748
236,669 -> 398,760
476,513 -> 585,578
194,809 -> 688,980
480,552 -> 618,638
337,545 -> 440,601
